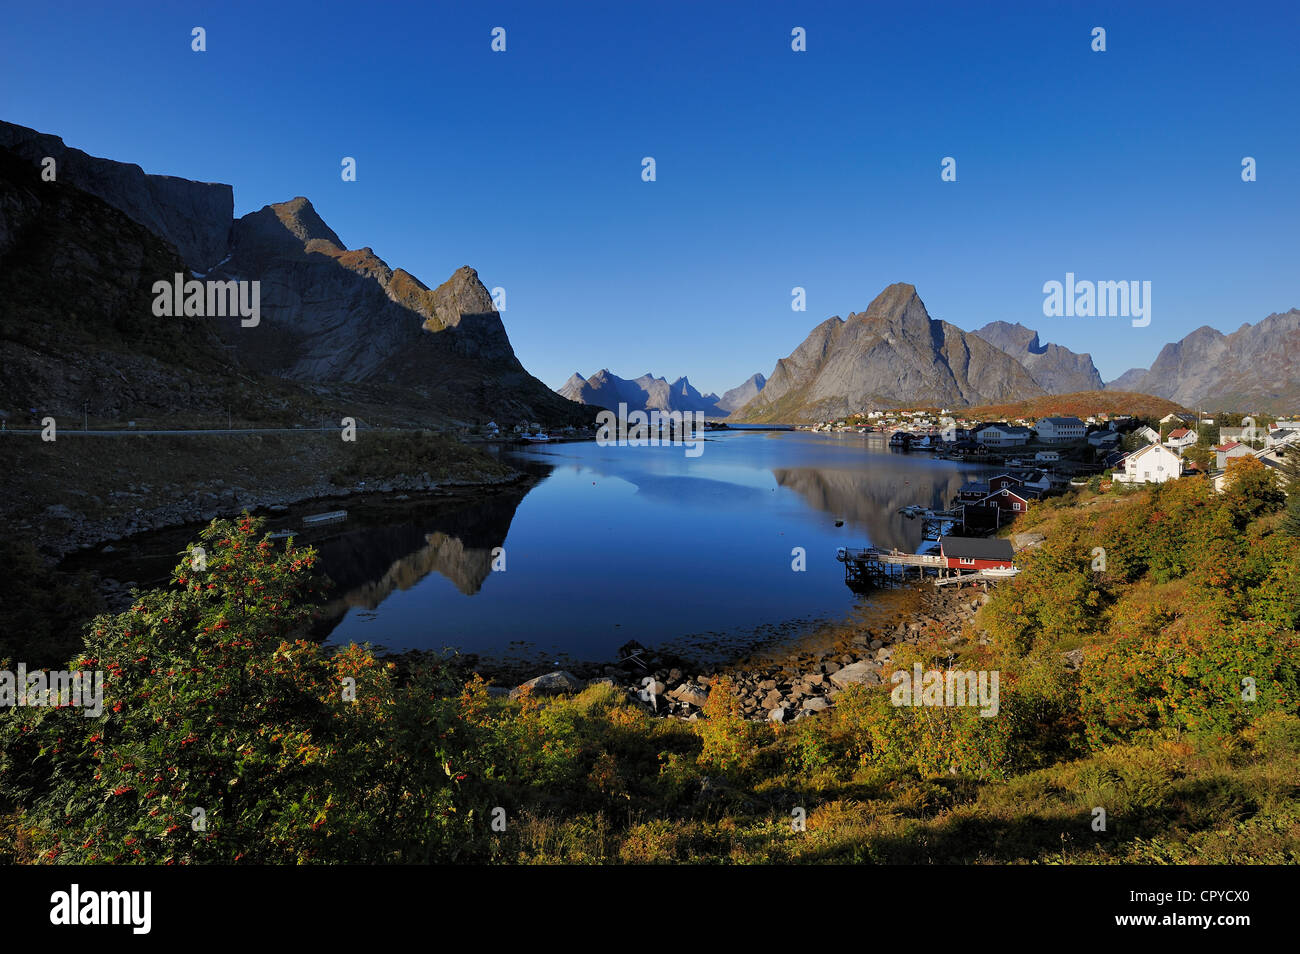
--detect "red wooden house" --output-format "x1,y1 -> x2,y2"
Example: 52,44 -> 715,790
973,486 -> 1036,514
987,473 -> 1025,492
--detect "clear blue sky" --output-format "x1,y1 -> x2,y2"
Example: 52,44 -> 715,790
3,0 -> 1297,393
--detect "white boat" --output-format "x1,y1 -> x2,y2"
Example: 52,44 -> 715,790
980,566 -> 1020,578
523,432 -> 550,442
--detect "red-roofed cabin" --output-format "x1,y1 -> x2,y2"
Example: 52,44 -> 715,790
939,537 -> 1015,570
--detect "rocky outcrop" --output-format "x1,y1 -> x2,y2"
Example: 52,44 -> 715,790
715,372 -> 766,415
510,671 -> 585,699
558,369 -> 725,415
972,321 -> 1104,394
1105,367 -> 1150,392
734,284 -> 1045,422
0,120 -> 233,271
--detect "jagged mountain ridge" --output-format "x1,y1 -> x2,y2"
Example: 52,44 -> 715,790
733,284 -> 1046,422
0,120 -> 587,426
972,321 -> 1104,394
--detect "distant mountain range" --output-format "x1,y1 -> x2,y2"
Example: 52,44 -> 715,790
6,120 -> 1294,426
1101,311 -> 1300,413
696,297 -> 1297,422
0,120 -> 588,427
558,370 -> 731,416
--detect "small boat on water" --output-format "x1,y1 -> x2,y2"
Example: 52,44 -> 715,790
898,504 -> 927,518
267,529 -> 295,540
523,432 -> 551,442
301,510 -> 347,527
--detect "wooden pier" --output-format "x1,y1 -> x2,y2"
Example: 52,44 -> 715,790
836,546 -> 1011,590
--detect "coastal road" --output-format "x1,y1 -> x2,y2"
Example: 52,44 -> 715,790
0,426 -> 398,437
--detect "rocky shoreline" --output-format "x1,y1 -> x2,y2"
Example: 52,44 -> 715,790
495,582 -> 994,722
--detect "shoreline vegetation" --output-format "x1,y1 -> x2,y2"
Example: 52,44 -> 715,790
2,453 -> 1297,864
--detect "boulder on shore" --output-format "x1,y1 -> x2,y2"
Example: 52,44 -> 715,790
830,660 -> 883,689
509,670 -> 585,699
669,683 -> 709,707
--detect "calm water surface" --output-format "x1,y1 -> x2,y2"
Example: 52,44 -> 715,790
317,430 -> 997,664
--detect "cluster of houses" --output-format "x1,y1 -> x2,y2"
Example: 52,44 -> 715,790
1111,413 -> 1299,488
802,405 -> 1298,500
951,469 -> 1065,529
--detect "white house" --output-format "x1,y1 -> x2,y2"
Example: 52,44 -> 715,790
1213,443 -> 1295,493
1213,441 -> 1252,470
1035,450 -> 1060,463
1035,416 -> 1086,443
1115,443 -> 1183,484
1164,428 -> 1198,454
1133,425 -> 1160,445
978,423 -> 1032,447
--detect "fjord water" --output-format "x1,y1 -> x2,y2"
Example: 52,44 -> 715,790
322,431 -> 997,666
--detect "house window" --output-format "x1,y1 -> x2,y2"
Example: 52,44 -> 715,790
1013,502 -> 1021,511
960,557 -> 975,565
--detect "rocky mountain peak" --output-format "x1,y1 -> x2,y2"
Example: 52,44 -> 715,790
978,320 -> 1044,353
855,282 -> 932,337
733,284 -> 1045,422
269,196 -> 344,247
716,372 -> 767,415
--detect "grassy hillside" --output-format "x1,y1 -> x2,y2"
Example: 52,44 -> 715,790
963,390 -> 1187,421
